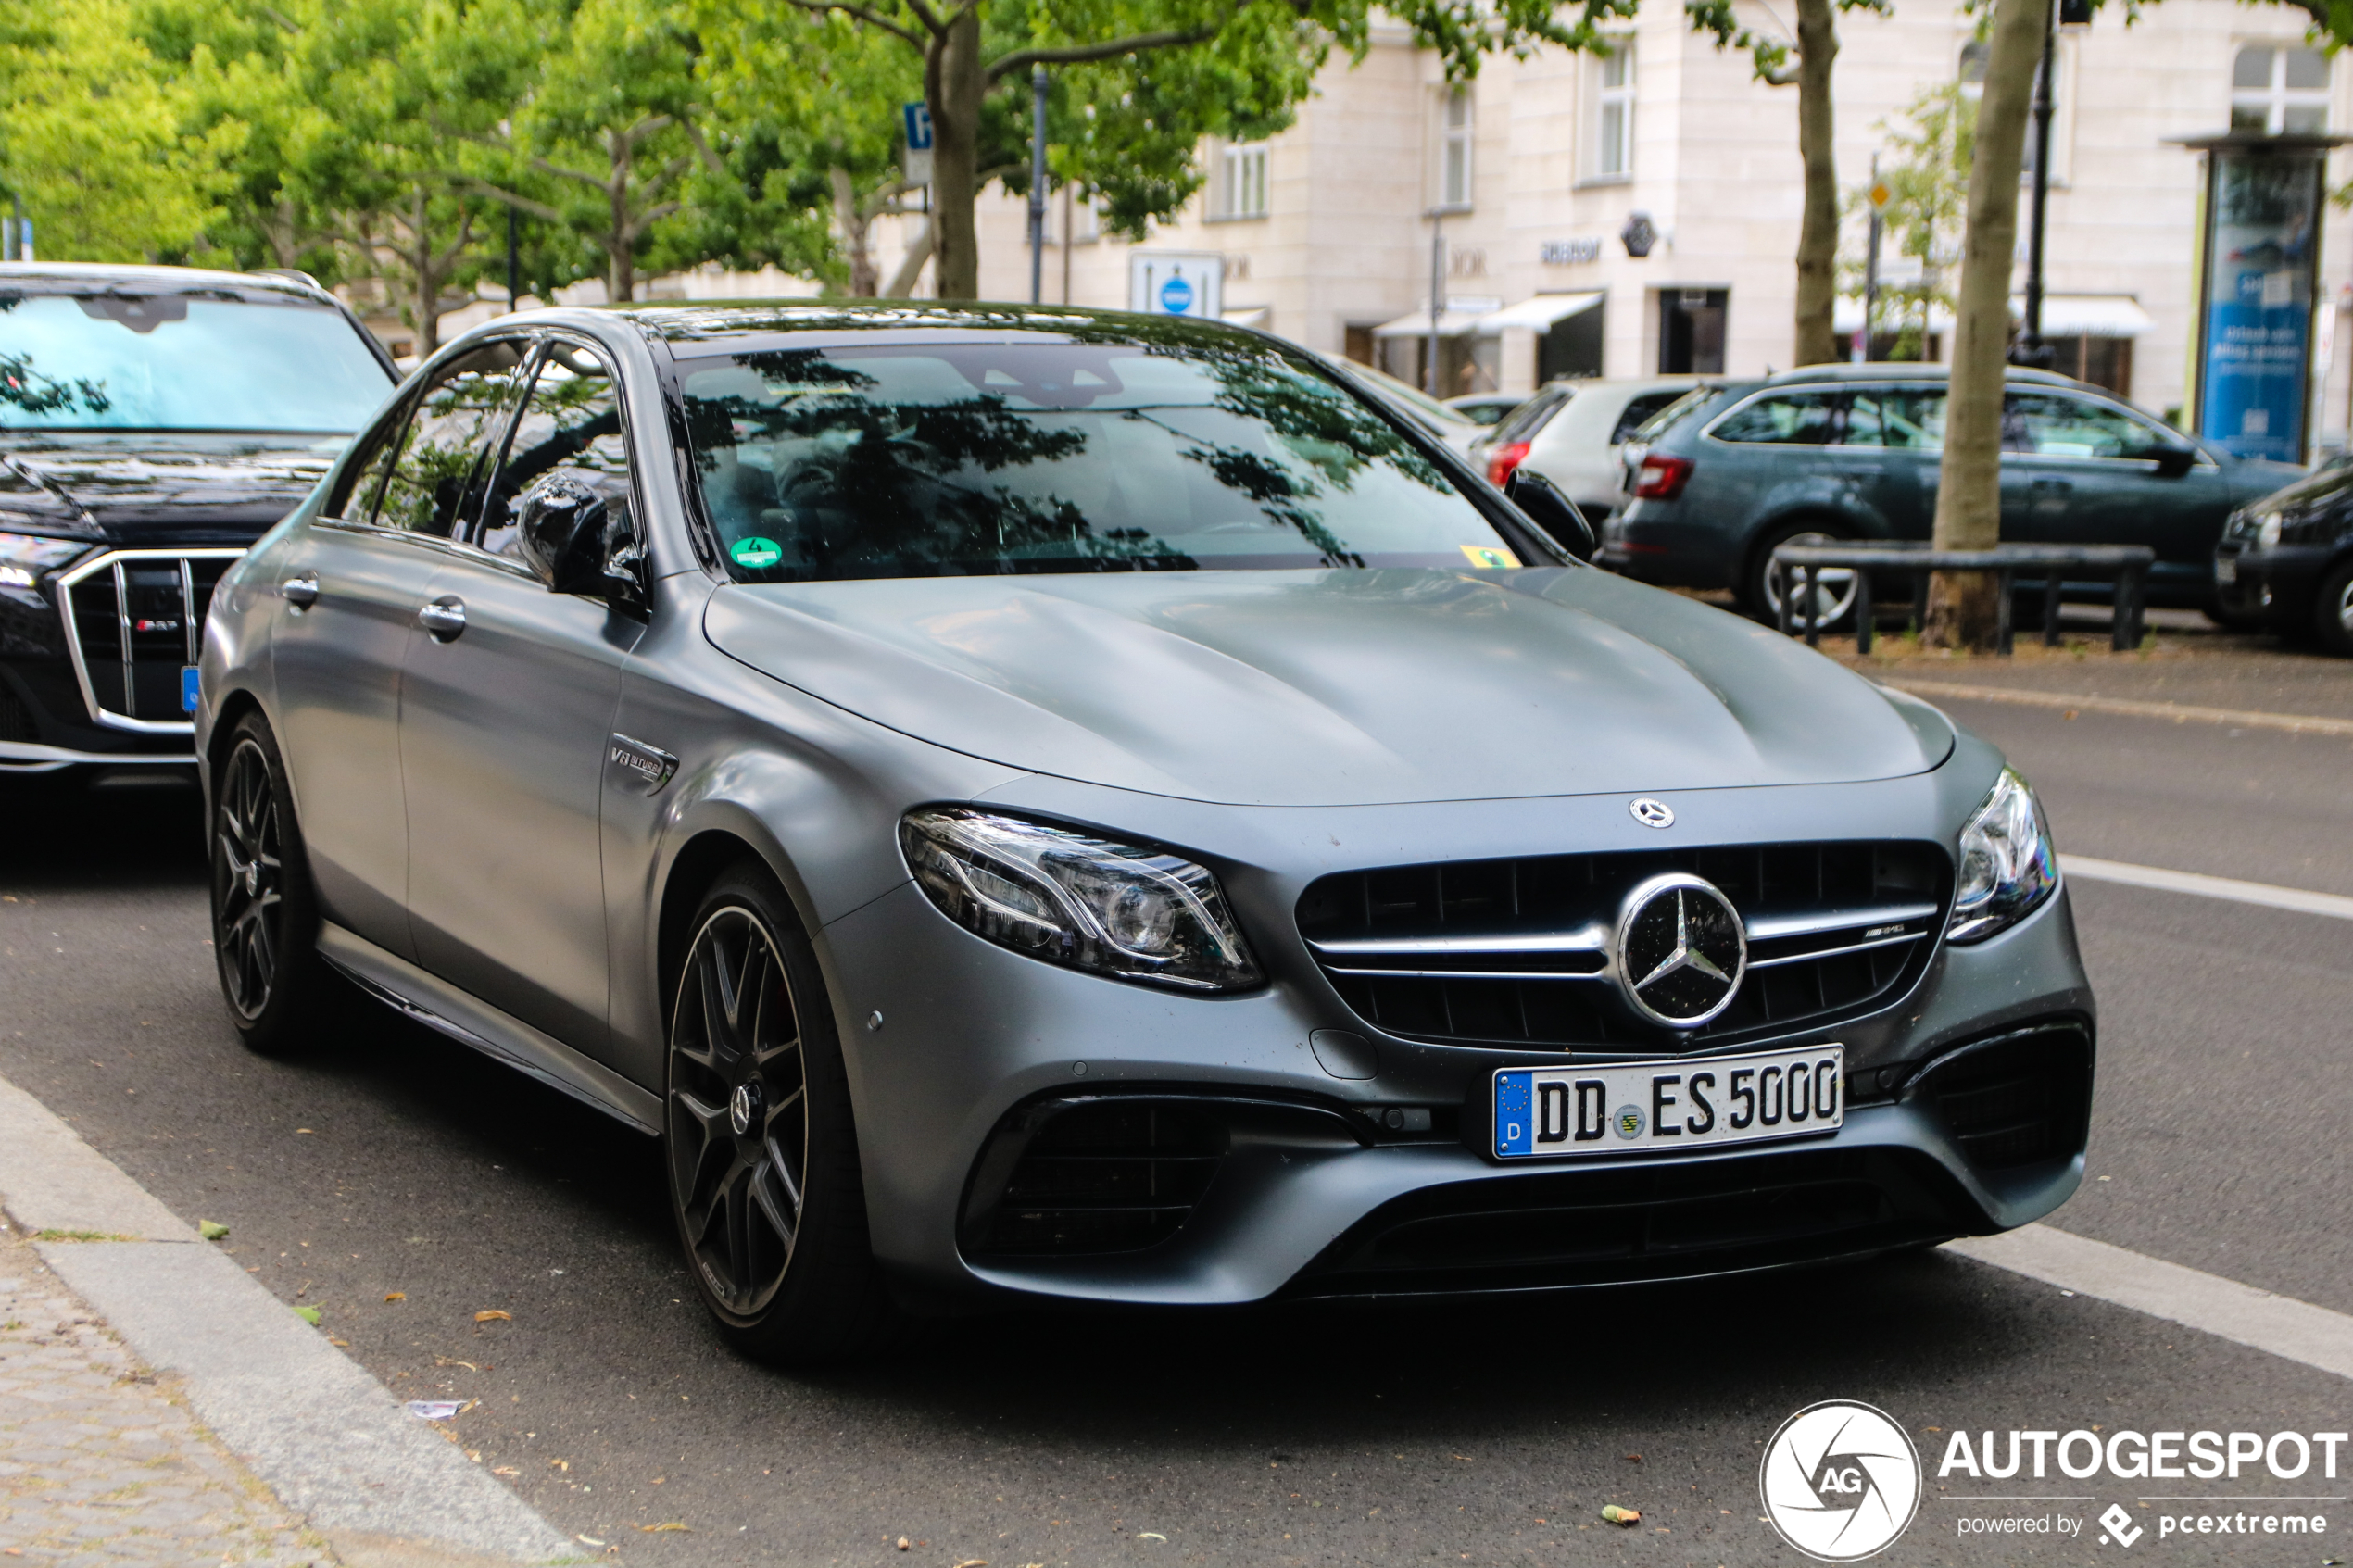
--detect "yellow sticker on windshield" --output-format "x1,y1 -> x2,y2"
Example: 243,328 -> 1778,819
1461,545 -> 1521,570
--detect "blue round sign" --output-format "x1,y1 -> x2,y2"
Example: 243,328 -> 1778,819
1159,274 -> 1195,314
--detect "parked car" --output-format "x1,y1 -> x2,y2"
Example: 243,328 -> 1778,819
199,303 -> 2092,1360
1443,391 -> 1529,428
1488,376 -> 1715,518
1603,362 -> 2306,623
0,263 -> 396,775
1471,381 -> 1577,468
2214,455 -> 2353,655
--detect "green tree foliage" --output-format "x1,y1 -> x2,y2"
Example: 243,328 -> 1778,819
0,0 -> 231,262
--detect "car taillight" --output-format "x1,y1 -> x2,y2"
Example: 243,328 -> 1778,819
1486,441 -> 1531,488
1634,453 -> 1694,500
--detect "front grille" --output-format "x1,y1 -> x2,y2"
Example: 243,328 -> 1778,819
1914,1021 -> 2093,1173
963,1098 -> 1229,1257
1297,841 -> 1947,1052
1293,1147 -> 1974,1296
56,550 -> 242,730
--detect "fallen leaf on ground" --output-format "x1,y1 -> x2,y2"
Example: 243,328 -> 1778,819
327,1337 -> 350,1347
493,1466 -> 520,1476
897,1537 -> 912,1550
198,1221 -> 229,1240
1601,1505 -> 1641,1526
293,1307 -> 321,1326
550,1459 -> 570,1471
434,1357 -> 478,1371
953,1559 -> 988,1567
575,1537 -> 604,1548
1137,1532 -> 1169,1541
474,1310 -> 511,1323
639,1522 -> 689,1533
384,1292 -> 406,1302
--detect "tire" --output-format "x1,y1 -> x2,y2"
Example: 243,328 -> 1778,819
1742,521 -> 1858,631
2314,558 -> 2353,657
665,863 -> 888,1363
208,712 -> 335,1056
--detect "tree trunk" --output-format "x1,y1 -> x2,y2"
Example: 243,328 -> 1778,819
929,8 -> 984,300
608,132 -> 635,304
1791,0 -> 1840,369
409,191 -> 442,358
830,167 -> 879,295
1926,0 -> 2047,649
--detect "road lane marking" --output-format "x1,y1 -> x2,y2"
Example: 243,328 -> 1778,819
1948,1223 -> 2353,1382
1888,678 -> 2353,738
2063,855 -> 2353,922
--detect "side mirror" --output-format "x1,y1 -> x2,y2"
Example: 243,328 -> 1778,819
2149,445 -> 2196,480
517,473 -> 614,596
1504,466 -> 1599,562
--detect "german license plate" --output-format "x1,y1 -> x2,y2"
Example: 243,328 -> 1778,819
1491,1046 -> 1843,1159
2214,555 -> 2238,583
182,665 -> 200,713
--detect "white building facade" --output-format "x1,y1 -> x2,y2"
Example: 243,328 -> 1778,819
922,0 -> 2353,442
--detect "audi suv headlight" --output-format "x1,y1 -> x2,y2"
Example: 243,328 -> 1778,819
1945,768 -> 2058,944
0,531 -> 90,591
2256,510 -> 2284,551
900,808 -> 1263,992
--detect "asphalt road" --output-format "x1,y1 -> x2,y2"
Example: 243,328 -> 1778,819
3,658 -> 2349,1568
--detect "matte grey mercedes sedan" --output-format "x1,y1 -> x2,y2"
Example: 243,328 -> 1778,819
197,304 -> 2092,1361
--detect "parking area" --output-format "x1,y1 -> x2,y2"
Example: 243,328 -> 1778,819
1,629 -> 2347,1567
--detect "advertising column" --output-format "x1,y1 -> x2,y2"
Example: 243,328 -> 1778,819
2186,136 -> 2339,462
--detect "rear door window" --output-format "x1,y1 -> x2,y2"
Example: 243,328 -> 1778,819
1843,388 -> 1947,450
1610,390 -> 1689,445
370,341 -> 534,537
2003,392 -> 2169,458
1712,391 -> 1843,445
1491,385 -> 1572,446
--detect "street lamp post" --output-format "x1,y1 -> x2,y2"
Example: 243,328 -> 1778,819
2015,0 -> 2058,368
1426,215 -> 1444,396
1028,65 -> 1048,305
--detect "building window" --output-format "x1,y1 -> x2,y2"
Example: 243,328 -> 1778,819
1586,42 -> 1635,181
1658,287 -> 1726,374
1435,88 -> 1473,210
2233,45 -> 2331,134
1214,142 -> 1269,220
1959,40 -> 2064,180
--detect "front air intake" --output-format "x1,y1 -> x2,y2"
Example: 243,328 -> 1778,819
962,1098 -> 1228,1258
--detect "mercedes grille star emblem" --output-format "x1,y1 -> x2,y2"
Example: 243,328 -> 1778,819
1615,872 -> 1747,1027
1629,797 -> 1675,829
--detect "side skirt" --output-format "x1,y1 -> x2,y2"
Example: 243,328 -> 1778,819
317,922 -> 662,1135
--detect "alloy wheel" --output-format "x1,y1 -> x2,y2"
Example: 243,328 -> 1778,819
2336,575 -> 2353,634
213,737 -> 284,1021
1764,531 -> 1860,628
668,905 -> 810,1319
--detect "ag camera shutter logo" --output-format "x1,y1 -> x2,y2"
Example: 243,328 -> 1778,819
1760,1400 -> 1922,1561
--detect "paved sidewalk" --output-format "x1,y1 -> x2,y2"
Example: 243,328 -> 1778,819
0,1224 -> 331,1565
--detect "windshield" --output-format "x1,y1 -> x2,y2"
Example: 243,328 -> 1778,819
677,337 -> 1529,582
0,292 -> 391,432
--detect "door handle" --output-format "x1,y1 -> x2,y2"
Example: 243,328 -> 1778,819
282,573 -> 319,608
417,597 -> 467,641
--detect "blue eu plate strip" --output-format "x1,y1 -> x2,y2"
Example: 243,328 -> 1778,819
1493,1070 -> 1533,1158
182,665 -> 200,713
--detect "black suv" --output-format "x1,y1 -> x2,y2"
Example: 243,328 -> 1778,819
1,264 -> 396,774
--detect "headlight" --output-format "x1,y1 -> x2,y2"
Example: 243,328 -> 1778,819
900,808 -> 1263,992
2256,511 -> 2284,551
0,531 -> 90,590
1945,768 -> 2058,944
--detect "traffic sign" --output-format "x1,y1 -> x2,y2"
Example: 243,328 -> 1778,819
901,102 -> 934,185
1868,180 -> 1895,215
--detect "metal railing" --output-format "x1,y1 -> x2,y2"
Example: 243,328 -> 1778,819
1769,541 -> 2157,655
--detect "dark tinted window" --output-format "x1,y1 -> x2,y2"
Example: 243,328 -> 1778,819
677,335 -> 1526,582
1610,390 -> 1688,445
371,342 -> 532,537
1490,385 -> 1572,446
474,342 -> 632,559
1629,385 -> 1718,444
1712,391 -> 1842,445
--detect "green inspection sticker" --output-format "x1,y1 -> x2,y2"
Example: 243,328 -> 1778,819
730,535 -> 783,571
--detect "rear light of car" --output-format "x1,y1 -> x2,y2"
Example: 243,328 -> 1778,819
1486,441 -> 1532,488
1634,454 -> 1694,500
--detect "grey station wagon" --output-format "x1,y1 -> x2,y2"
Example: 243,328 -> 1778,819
1604,363 -> 2305,622
198,305 -> 2094,1361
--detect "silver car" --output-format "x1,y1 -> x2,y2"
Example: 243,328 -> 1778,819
197,305 -> 2093,1361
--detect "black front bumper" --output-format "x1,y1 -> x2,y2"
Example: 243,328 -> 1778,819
2212,539 -> 2333,630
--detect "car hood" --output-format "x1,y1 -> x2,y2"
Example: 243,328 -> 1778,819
704,568 -> 1954,808
1,432 -> 348,543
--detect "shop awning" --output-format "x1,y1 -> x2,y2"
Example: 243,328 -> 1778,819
1371,307 -> 1491,339
2012,295 -> 2154,338
1471,292 -> 1605,334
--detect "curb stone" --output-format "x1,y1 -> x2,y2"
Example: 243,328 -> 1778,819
0,1073 -> 583,1566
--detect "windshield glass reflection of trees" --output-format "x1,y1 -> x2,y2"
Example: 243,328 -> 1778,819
679,342 -> 1521,581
